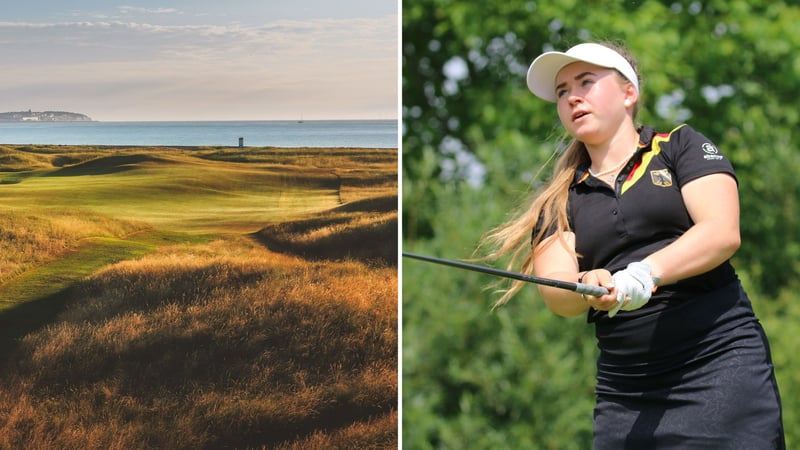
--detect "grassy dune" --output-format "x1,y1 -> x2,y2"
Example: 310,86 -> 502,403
0,144 -> 397,449
255,195 -> 398,264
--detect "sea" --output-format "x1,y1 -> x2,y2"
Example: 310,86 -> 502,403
0,120 -> 397,148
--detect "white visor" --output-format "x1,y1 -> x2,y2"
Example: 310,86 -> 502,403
526,43 -> 639,102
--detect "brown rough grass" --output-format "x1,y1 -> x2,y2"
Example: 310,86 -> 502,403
0,237 -> 397,449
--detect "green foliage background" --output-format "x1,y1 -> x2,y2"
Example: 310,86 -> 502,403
402,1 -> 800,448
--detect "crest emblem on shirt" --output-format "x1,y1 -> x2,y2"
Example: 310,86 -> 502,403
650,169 -> 673,187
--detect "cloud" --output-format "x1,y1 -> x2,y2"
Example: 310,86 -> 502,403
0,15 -> 397,120
0,16 -> 395,63
118,6 -> 182,15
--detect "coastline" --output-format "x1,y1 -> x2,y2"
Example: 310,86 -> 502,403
0,120 -> 398,148
0,144 -> 398,150
0,110 -> 92,122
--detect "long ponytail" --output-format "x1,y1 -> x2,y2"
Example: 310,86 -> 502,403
477,40 -> 640,307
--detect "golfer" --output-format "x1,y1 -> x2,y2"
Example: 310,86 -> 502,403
479,41 -> 785,448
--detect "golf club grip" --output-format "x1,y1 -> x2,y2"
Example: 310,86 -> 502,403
575,283 -> 609,297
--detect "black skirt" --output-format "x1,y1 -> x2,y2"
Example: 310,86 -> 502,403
593,281 -> 785,449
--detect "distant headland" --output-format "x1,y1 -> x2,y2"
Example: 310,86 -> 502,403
0,110 -> 93,122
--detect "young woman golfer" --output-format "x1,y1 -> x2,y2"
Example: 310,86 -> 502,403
480,41 -> 785,448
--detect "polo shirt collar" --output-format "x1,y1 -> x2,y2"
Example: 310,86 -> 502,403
573,126 -> 657,185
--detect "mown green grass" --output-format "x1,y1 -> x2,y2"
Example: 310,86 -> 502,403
0,237 -> 154,306
0,230 -> 213,309
1,153 -> 340,233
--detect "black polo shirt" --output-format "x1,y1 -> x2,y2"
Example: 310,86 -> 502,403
568,124 -> 739,320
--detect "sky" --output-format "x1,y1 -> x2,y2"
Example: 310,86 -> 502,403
0,1 -> 398,121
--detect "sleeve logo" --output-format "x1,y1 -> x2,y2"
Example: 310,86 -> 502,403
702,142 -> 724,160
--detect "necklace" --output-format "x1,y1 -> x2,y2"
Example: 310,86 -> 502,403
588,151 -> 636,183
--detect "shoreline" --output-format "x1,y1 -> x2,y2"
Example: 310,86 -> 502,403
0,143 -> 398,150
0,120 -> 398,149
0,118 -> 396,123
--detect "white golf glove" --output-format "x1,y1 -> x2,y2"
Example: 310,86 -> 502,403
608,262 -> 654,318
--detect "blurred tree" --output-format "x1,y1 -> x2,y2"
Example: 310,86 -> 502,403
402,0 -> 800,294
402,1 -> 800,448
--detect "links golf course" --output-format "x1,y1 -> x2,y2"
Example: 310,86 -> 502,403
0,144 -> 397,449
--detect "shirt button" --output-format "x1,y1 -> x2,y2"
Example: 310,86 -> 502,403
612,209 -> 618,215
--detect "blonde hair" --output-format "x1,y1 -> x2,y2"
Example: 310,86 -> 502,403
478,41 -> 641,308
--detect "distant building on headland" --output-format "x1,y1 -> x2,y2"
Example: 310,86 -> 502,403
0,110 -> 93,122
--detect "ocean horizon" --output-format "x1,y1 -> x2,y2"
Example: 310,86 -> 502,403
0,119 -> 398,148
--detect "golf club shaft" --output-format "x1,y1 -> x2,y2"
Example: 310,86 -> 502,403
402,252 -> 609,297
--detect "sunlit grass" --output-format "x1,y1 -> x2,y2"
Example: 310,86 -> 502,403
255,195 -> 398,265
0,237 -> 154,306
0,144 -> 398,448
1,153 -> 342,233
0,210 -> 148,286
